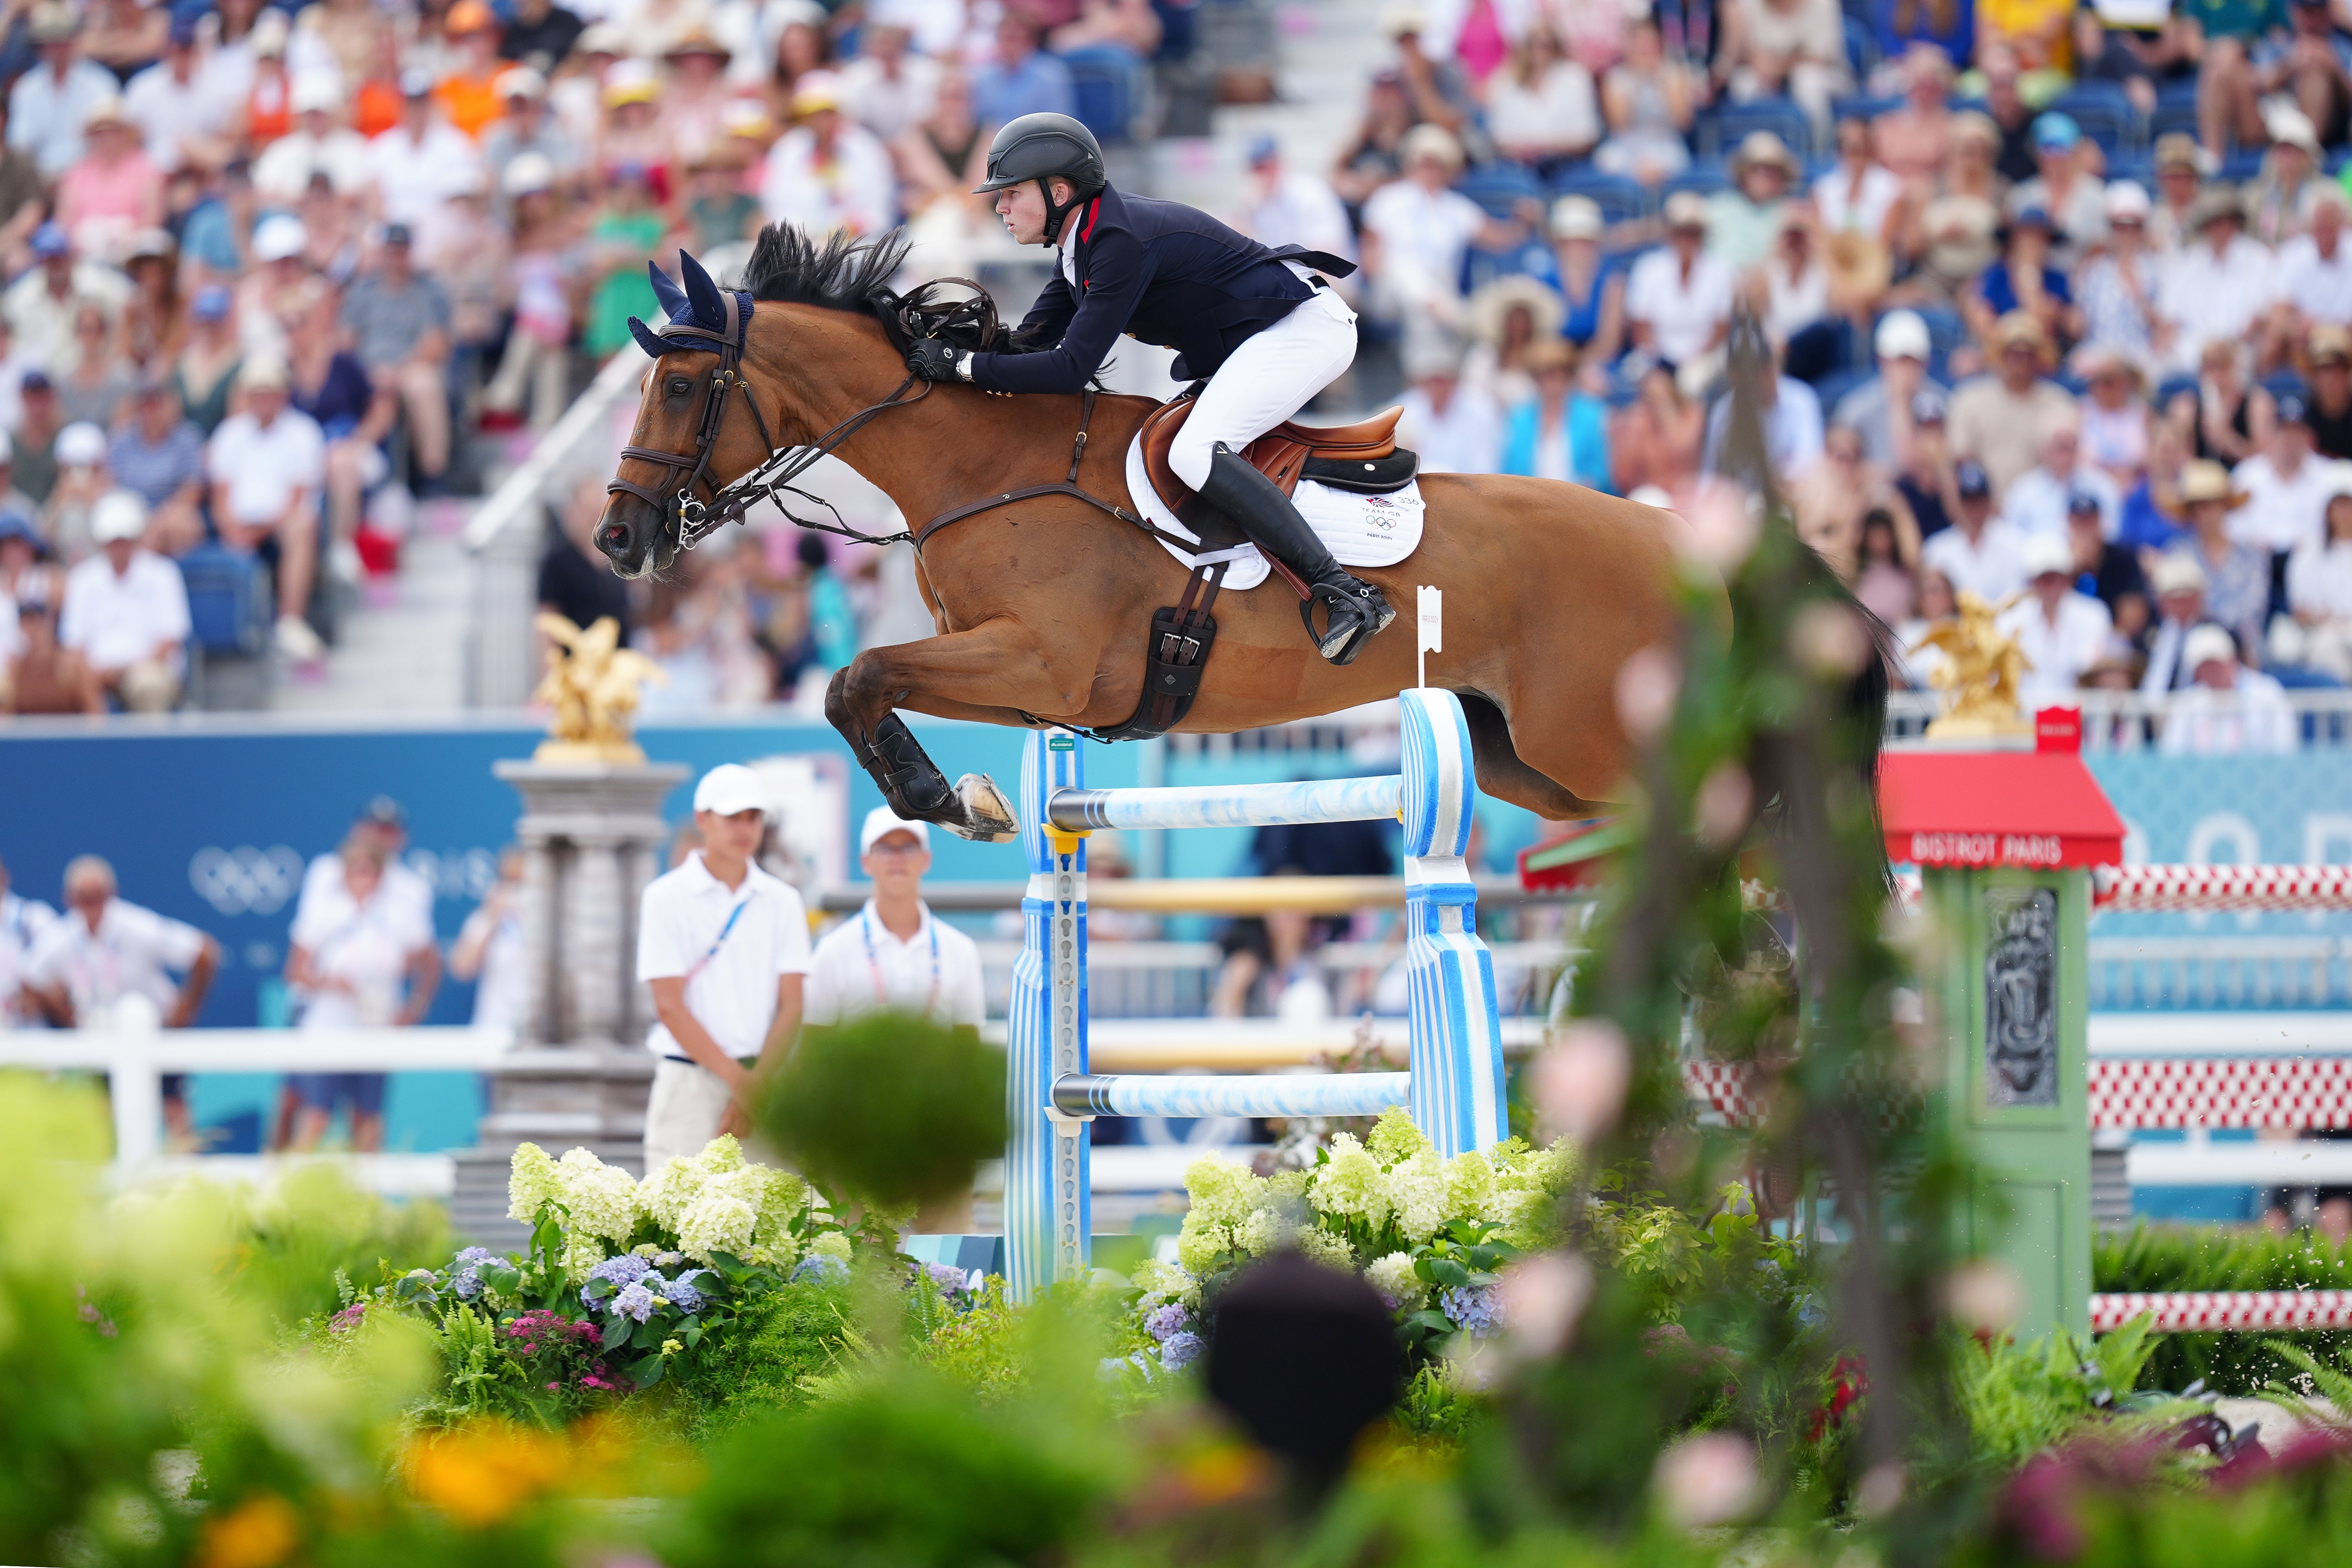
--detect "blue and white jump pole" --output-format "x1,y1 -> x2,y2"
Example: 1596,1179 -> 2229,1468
1002,688 -> 1509,1299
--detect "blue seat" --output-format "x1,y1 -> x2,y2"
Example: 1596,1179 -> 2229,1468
1660,160 -> 1730,201
1703,97 -> 1815,160
1059,46 -> 1142,142
2263,370 -> 2310,403
1547,169 -> 1649,226
1829,94 -> 1904,124
2153,372 -> 2200,411
2106,151 -> 2153,189
2156,76 -> 2201,110
2045,92 -> 2139,155
177,543 -> 268,656
1890,304 -> 1969,383
1843,14 -> 1878,78
1456,162 -> 1544,218
2219,148 -> 2265,182
2150,102 -> 2200,144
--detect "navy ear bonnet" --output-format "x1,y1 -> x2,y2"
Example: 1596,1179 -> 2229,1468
628,248 -> 754,359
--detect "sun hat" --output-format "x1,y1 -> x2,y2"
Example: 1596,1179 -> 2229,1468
2178,460 -> 2246,509
693,763 -> 768,817
2149,552 -> 2207,595
1663,190 -> 1711,230
859,806 -> 930,855
1548,193 -> 1604,241
2032,111 -> 2080,152
252,213 -> 308,262
1399,123 -> 1465,170
2104,181 -> 2151,222
1875,309 -> 1930,361
90,490 -> 148,545
55,422 -> 107,467
2019,531 -> 2075,579
2183,623 -> 2239,672
1731,130 -> 1800,177
1467,274 -> 1566,344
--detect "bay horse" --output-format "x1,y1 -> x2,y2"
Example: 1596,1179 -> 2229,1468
594,227 -> 1785,843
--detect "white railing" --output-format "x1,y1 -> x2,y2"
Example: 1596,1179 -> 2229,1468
1884,688 -> 2352,747
2088,936 -> 2352,1011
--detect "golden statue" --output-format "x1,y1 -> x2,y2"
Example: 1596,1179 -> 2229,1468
1912,591 -> 2033,738
532,613 -> 667,762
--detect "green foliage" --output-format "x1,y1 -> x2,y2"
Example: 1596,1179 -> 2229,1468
2096,1223 -> 2352,1393
219,1161 -> 455,1323
2260,1338 -> 2352,1434
758,1008 -> 1008,1208
1951,1318 -> 2179,1472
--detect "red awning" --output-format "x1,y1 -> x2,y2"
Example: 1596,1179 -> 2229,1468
1878,749 -> 2125,869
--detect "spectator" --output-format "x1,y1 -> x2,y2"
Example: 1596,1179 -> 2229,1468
1948,312 -> 2077,496
760,74 -> 896,236
1755,204 -> 1832,349
0,509 -> 52,606
341,224 -> 453,491
1610,361 -> 1708,498
120,229 -> 184,371
2148,133 -> 2206,253
1500,339 -> 1610,491
679,147 -> 760,251
2270,187 -> 2352,360
1708,131 -> 1802,268
2075,182 -> 2160,366
1999,530 -> 2115,700
106,378 -> 206,554
2002,413 -> 2122,540
0,102 -> 42,276
2176,337 -> 2275,470
1379,6 -> 1477,137
1965,206 -> 2076,352
172,287 -> 241,437
760,3 -> 834,117
435,2 -> 509,141
449,847 -> 528,1033
0,854 -> 58,1024
1547,196 -> 1625,362
21,854 -> 219,1151
1593,18 -> 1695,183
2006,112 -> 2106,268
837,20 -> 941,145
12,372 -> 61,507
285,832 -> 439,1152
1835,310 -> 1946,469
2284,487 -> 2352,679
2231,398 -> 2340,633
4,223 -> 131,371
804,808 -> 985,1031
1393,344 -> 1503,475
2249,109 -> 2327,245
2190,0 -> 2294,157
370,69 -> 488,235
1232,136 -> 1356,279
9,4 -> 120,181
2071,9 -> 2157,115
1853,507 -> 1918,624
501,0 -> 586,71
658,31 -> 736,166
2142,549 -> 2215,692
1484,20 -> 1600,174
287,286 -> 390,554
1331,70 -> 1416,212
2157,189 -> 2276,377
56,96 -> 161,261
583,164 -> 666,359
1212,882 -> 1333,1022
235,214 -> 313,365
4,590 -> 102,714
2310,326 -> 2352,459
2176,457 -> 2277,655
425,170 -> 513,387
1817,113 -> 1904,245
55,302 -> 132,434
1892,384 -> 1958,540
481,155 -> 572,431
1701,348 -> 1826,476
894,68 -> 989,214
1715,0 -> 1850,131
45,420 -> 114,559
58,490 -> 186,710
1900,177 -> 2000,313
970,12 -> 1075,128
1791,422 -> 1896,575
2162,623 -> 2296,753
542,476 -> 633,636
2069,489 -> 2152,634
252,73 -> 370,205
2075,346 -> 2152,489
1875,44 -> 1955,188
205,358 -> 327,663
1463,276 -> 1563,408
1923,458 -> 2030,601
1626,193 -> 1737,367
1980,49 -> 2039,184
1361,125 -> 1529,368
1897,560 -> 1961,685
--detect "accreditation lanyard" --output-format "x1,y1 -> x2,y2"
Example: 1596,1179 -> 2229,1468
685,894 -> 754,985
860,908 -> 941,1017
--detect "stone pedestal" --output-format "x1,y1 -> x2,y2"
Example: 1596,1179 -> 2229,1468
449,760 -> 687,1244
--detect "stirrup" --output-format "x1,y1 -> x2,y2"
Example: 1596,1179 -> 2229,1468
1298,580 -> 1396,667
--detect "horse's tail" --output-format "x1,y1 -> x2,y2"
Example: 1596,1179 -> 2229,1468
1714,309 -> 1896,894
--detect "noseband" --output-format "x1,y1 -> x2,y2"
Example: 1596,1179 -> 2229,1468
608,289 -> 932,552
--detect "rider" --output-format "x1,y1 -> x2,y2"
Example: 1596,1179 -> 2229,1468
900,112 -> 1397,665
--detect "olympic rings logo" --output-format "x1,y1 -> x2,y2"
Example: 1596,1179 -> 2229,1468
188,846 -> 306,916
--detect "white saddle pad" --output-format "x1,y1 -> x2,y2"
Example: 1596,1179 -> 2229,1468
1122,429 -> 1426,592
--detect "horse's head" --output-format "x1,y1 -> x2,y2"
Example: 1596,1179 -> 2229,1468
598,250 -> 774,579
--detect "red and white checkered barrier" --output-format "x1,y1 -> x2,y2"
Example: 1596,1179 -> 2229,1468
2089,1058 -> 2352,1130
2090,1291 -> 2352,1333
1684,1061 -> 1770,1126
2092,864 -> 2352,913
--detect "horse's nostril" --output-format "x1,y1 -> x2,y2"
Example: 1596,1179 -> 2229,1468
600,524 -> 630,550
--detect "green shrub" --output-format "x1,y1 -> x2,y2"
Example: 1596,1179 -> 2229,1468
2095,1224 -> 2352,1393
668,1276 -> 862,1441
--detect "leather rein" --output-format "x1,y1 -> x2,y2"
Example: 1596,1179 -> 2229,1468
610,288 -> 1210,559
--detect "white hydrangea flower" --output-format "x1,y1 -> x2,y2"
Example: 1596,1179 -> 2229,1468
1365,1108 -> 1431,1166
555,1148 -> 642,1243
1296,1226 -> 1355,1270
1131,1258 -> 1202,1311
559,1231 -> 609,1281
1364,1251 -> 1427,1311
506,1142 -> 560,1224
1309,1134 -> 1392,1229
1234,1205 -> 1287,1257
750,1166 -> 808,1247
677,1194 -> 758,1263
1386,1150 -> 1450,1242
809,1231 -> 852,1261
636,1155 -> 704,1232
1444,1150 -> 1497,1222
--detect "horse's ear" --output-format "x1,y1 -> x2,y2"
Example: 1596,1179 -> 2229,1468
648,261 -> 691,326
677,248 -> 726,331
627,316 -> 669,359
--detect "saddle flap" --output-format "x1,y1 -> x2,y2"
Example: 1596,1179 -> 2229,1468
1138,395 -> 1405,515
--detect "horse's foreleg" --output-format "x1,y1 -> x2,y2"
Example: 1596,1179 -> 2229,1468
1458,691 -> 1607,821
826,620 -> 1087,843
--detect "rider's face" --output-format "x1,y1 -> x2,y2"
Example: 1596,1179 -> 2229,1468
995,179 -> 1069,246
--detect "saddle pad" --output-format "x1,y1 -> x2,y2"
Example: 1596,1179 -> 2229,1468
1123,428 -> 1426,592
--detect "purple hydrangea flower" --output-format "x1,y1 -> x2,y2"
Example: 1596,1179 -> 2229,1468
791,1254 -> 850,1286
667,1270 -> 708,1312
925,1262 -> 966,1294
612,1282 -> 658,1322
1158,1330 -> 1204,1371
1440,1283 -> 1505,1338
590,1254 -> 653,1287
1143,1303 -> 1192,1342
455,1246 -> 496,1266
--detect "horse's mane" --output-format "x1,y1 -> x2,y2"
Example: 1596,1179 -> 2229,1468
742,224 -> 915,313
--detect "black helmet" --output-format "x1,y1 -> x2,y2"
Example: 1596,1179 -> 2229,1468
972,113 -> 1107,226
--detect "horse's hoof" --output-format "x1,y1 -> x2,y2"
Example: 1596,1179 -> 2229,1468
946,773 -> 1020,843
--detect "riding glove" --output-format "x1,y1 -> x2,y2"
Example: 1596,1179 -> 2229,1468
905,339 -> 970,382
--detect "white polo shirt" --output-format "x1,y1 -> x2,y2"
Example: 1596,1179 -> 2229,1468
804,901 -> 987,1029
298,851 -> 434,935
636,852 -> 813,1061
290,868 -> 437,1029
1625,247 -> 1737,366
2231,451 -> 2347,555
1998,591 -> 2114,702
2,891 -> 59,1025
25,898 -> 209,1021
206,408 -> 327,528
59,550 -> 191,673
1922,519 -> 2031,605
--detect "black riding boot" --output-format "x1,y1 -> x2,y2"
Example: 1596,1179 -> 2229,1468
1194,443 -> 1397,665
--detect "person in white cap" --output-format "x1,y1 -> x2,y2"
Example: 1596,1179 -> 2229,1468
2160,623 -> 2295,755
635,764 -> 812,1167
205,357 -> 327,662
1626,192 -> 1735,368
1996,531 -> 2113,702
2270,186 -> 2352,353
804,807 -> 985,1032
1831,308 -> 1947,469
251,71 -> 369,204
58,489 -> 188,711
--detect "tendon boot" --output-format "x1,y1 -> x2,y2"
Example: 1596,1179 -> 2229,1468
1194,443 -> 1396,665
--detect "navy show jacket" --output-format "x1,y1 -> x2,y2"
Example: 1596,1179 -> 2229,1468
967,183 -> 1355,395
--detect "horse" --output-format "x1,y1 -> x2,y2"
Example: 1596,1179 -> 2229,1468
595,226 -> 1845,844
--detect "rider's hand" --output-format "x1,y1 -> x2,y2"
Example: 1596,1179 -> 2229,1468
905,338 -> 967,382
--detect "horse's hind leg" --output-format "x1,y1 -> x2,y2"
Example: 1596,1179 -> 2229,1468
1458,690 -> 1606,822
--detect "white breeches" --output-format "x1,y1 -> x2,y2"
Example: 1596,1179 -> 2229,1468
1166,284 -> 1359,491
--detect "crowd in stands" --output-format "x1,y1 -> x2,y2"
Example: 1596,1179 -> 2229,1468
1294,1 -> 2352,746
0,0 -> 1171,715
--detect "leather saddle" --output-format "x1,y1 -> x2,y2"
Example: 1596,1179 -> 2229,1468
1136,392 -> 1420,533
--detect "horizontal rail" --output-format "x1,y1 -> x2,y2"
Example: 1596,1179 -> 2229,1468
1051,1071 -> 1412,1119
1045,775 -> 1402,832
2091,1291 -> 2352,1332
135,1153 -> 459,1198
2125,1140 -> 2352,1185
2088,1013 -> 2352,1057
2095,864 -> 2352,912
978,1016 -> 1549,1070
824,874 -> 1563,915
2091,1058 -> 2352,1129
0,1027 -> 513,1073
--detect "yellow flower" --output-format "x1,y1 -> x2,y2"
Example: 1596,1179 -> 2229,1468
405,1422 -> 569,1527
662,1338 -> 682,1355
196,1494 -> 301,1568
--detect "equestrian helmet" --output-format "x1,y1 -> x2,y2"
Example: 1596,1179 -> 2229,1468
972,112 -> 1106,198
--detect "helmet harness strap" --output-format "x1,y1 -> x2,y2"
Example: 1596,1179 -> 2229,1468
1038,176 -> 1082,245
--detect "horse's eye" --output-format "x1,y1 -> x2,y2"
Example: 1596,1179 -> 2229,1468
669,378 -> 690,397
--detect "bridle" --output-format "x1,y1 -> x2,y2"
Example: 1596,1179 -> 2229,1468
608,286 -> 935,552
